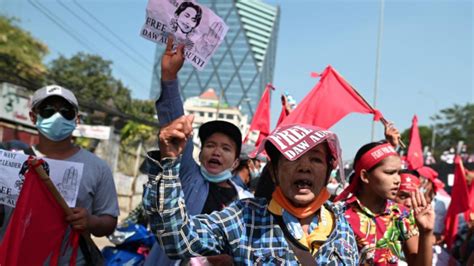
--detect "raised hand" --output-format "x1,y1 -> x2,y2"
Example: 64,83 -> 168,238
411,190 -> 435,233
159,115 -> 194,158
197,22 -> 224,58
384,122 -> 400,148
161,35 -> 185,81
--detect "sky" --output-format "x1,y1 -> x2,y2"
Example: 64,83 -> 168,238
1,0 -> 472,160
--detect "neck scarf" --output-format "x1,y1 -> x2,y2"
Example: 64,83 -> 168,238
270,186 -> 330,219
268,187 -> 333,254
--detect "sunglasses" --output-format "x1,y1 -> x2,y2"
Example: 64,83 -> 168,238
38,105 -> 76,120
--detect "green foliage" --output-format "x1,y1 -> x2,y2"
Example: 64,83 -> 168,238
432,103 -> 474,154
128,99 -> 156,121
47,52 -> 132,112
0,16 -> 48,88
402,103 -> 474,156
401,125 -> 433,150
120,121 -> 154,147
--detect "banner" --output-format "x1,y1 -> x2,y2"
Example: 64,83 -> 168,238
0,149 -> 83,207
141,0 -> 229,70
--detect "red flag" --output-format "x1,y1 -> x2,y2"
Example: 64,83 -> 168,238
444,155 -> 470,249
406,115 -> 424,170
245,84 -> 273,147
276,94 -> 290,126
0,160 -> 79,265
465,170 -> 474,222
279,65 -> 381,128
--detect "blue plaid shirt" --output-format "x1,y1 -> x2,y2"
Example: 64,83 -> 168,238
143,157 -> 359,265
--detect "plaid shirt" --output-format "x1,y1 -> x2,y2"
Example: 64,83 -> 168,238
143,157 -> 359,265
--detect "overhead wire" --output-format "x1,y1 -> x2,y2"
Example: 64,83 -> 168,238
72,0 -> 152,66
27,0 -> 149,92
56,0 -> 150,71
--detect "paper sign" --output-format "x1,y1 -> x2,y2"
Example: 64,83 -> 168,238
73,124 -> 111,140
141,0 -> 229,70
0,149 -> 83,208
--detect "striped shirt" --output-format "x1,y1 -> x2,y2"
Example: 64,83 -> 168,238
143,157 -> 359,265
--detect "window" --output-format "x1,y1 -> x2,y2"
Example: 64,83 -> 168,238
208,112 -> 213,117
218,113 -> 224,119
226,114 -> 234,120
199,112 -> 205,117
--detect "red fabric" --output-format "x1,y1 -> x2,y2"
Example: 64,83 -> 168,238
444,156 -> 470,249
0,160 -> 79,265
335,143 -> 398,201
280,65 -> 382,128
245,84 -> 273,147
406,115 -> 424,170
465,175 -> 474,222
399,173 -> 421,193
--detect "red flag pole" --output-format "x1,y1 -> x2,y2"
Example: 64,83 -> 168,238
332,68 -> 406,148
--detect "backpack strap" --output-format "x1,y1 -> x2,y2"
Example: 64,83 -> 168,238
272,214 -> 317,266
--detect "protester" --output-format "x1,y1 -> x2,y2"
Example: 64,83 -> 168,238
143,36 -> 252,266
0,140 -> 35,240
28,85 -> 119,264
231,143 -> 261,190
143,122 -> 359,264
417,166 -> 450,242
335,125 -> 435,265
395,170 -> 421,209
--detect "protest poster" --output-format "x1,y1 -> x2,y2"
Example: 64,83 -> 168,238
140,0 -> 229,70
0,149 -> 83,207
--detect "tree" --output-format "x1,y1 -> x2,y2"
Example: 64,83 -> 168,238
128,99 -> 156,121
401,125 -> 434,151
432,103 -> 474,154
0,16 -> 48,88
401,103 -> 474,157
47,52 -> 132,112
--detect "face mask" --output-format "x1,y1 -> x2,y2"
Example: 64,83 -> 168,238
36,112 -> 76,141
250,169 -> 260,179
200,165 -> 233,183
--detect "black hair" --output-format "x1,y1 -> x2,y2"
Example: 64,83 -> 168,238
254,165 -> 274,201
232,159 -> 249,175
175,2 -> 203,28
400,169 -> 420,177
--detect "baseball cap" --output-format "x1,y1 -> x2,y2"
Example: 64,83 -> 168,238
198,120 -> 242,158
31,85 -> 79,110
258,124 -> 341,168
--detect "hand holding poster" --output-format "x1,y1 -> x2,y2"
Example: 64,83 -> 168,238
0,149 -> 83,207
141,0 -> 228,70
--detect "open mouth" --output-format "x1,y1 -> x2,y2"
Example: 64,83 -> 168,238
294,179 -> 313,190
207,158 -> 222,167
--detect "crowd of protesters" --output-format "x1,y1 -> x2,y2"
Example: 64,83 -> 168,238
0,35 -> 473,265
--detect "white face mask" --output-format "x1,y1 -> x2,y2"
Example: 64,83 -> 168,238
250,169 -> 260,179
200,165 -> 233,183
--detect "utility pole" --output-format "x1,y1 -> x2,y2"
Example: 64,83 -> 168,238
371,0 -> 385,141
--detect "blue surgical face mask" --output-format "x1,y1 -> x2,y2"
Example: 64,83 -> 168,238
250,169 -> 260,179
200,165 -> 233,183
36,112 -> 76,141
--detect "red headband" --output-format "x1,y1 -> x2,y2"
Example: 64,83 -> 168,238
335,143 -> 399,201
399,173 -> 421,193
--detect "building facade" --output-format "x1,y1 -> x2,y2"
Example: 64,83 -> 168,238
149,0 -> 280,118
183,88 -> 250,159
